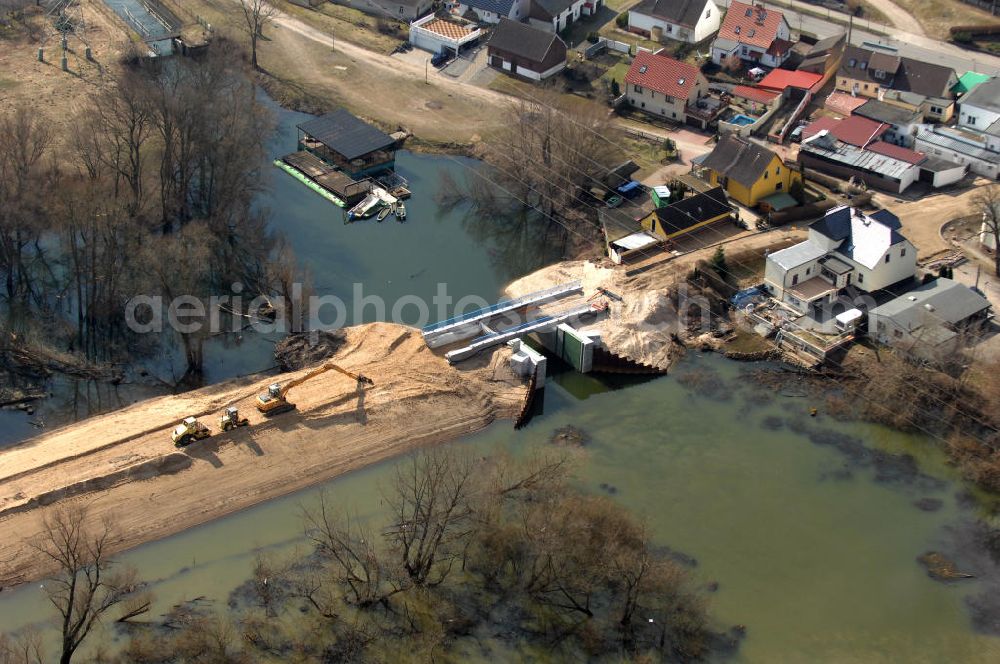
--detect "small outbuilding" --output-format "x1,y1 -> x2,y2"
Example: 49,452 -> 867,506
487,18 -> 567,81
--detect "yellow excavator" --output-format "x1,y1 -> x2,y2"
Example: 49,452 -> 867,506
256,362 -> 374,416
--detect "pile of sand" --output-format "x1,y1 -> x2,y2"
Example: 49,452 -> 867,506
0,323 -> 526,588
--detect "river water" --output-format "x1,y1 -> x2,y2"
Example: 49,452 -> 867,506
3,103 -> 1000,659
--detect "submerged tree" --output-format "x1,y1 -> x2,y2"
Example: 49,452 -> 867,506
29,506 -> 148,664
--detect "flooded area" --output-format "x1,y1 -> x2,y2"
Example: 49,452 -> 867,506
2,355 -> 999,661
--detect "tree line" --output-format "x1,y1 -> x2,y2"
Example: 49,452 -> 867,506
0,38 -> 296,384
1,447 -> 737,663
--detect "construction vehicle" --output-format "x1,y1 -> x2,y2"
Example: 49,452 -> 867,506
219,406 -> 250,432
256,363 -> 374,417
172,417 -> 212,447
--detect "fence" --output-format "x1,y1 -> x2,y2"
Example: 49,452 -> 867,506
960,0 -> 1000,15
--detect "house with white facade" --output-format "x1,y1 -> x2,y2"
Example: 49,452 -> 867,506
526,0 -> 588,32
915,124 -> 1000,179
764,206 -> 916,315
627,0 -> 720,44
711,0 -> 791,68
958,76 -> 1000,131
452,0 -> 527,23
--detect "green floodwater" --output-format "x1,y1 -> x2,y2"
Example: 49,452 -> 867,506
2,354 -> 1000,662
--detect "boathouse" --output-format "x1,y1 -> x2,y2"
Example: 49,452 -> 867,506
297,109 -> 397,180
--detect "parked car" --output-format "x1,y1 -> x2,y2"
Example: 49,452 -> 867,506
790,124 -> 805,143
431,51 -> 450,68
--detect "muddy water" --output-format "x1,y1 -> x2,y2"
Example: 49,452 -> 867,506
3,355 -> 999,661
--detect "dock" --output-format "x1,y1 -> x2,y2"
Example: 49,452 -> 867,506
276,151 -> 373,207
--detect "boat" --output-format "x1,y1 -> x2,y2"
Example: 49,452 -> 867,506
376,205 -> 391,222
395,201 -> 407,222
346,192 -> 382,221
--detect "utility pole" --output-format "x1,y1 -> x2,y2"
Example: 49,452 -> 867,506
425,57 -> 429,84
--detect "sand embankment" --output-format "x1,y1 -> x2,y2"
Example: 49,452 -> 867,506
0,323 -> 525,588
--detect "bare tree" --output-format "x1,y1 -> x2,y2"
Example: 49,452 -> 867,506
29,506 -> 147,664
238,0 -> 278,71
973,183 -> 1000,277
0,630 -> 44,664
384,449 -> 475,587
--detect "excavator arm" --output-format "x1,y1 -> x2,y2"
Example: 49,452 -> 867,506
277,363 -> 373,400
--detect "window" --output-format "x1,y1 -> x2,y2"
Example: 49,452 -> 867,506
776,182 -> 783,190
859,273 -> 864,283
745,7 -> 752,16
806,267 -> 811,276
634,84 -> 643,93
748,28 -> 755,38
901,247 -> 906,257
399,6 -> 404,13
860,61 -> 867,70
706,8 -> 711,17
792,274 -> 799,285
863,84 -> 869,91
968,116 -> 976,125
735,26 -> 741,34
885,254 -> 891,264
875,70 -> 884,79
764,170 -> 768,179
848,58 -> 856,67
776,166 -> 781,175
641,102 -> 645,108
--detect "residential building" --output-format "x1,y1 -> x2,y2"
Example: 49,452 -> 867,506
452,0 -> 526,23
695,134 -> 800,207
797,32 -> 845,82
333,0 -> 432,21
958,76 -> 1000,131
835,45 -> 957,122
915,125 -> 1000,179
711,1 -> 792,68
867,278 -> 992,359
763,206 -> 916,314
854,99 -> 923,148
487,18 -> 567,81
642,187 -> 735,241
297,109 -> 398,179
527,0 -> 587,32
624,51 -> 720,129
627,0 -> 720,44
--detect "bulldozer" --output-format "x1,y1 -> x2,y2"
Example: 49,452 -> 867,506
172,417 -> 212,447
220,406 -> 250,432
256,362 -> 374,417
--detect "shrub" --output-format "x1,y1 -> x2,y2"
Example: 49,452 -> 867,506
610,78 -> 620,97
616,12 -> 628,28
953,31 -> 973,44
710,246 -> 728,276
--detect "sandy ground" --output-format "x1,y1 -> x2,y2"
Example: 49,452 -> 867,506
0,1 -> 127,139
876,0 -> 926,36
0,323 -> 526,588
873,180 -> 993,260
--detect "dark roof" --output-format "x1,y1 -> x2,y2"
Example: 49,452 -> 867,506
462,0 -> 516,15
839,45 -> 955,99
654,187 -> 733,234
698,135 -> 779,188
530,0 -> 575,19
630,0 -> 711,28
869,209 -> 901,230
855,99 -> 921,126
298,109 -> 395,160
487,18 -> 565,63
920,156 -> 965,173
810,206 -> 852,241
807,32 -> 845,56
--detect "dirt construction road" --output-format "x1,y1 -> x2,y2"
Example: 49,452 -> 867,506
0,323 -> 526,588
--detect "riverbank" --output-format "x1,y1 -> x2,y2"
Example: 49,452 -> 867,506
0,323 -> 526,588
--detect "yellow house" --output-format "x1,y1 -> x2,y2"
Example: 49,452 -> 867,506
695,135 -> 800,208
641,187 -> 735,241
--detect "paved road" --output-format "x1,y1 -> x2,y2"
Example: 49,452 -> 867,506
716,0 -> 1000,75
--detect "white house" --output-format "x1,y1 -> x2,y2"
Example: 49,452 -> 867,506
711,0 -> 791,68
526,0 -> 588,32
764,206 -> 916,315
915,125 -> 1000,180
452,0 -> 526,23
958,77 -> 1000,131
627,0 -> 720,44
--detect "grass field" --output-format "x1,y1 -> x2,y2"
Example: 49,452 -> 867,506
889,0 -> 999,39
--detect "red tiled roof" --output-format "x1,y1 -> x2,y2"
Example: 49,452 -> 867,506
757,68 -> 822,92
825,91 -> 867,116
732,85 -> 780,103
866,141 -> 926,165
718,0 -> 786,50
624,51 -> 702,100
802,115 -> 890,147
